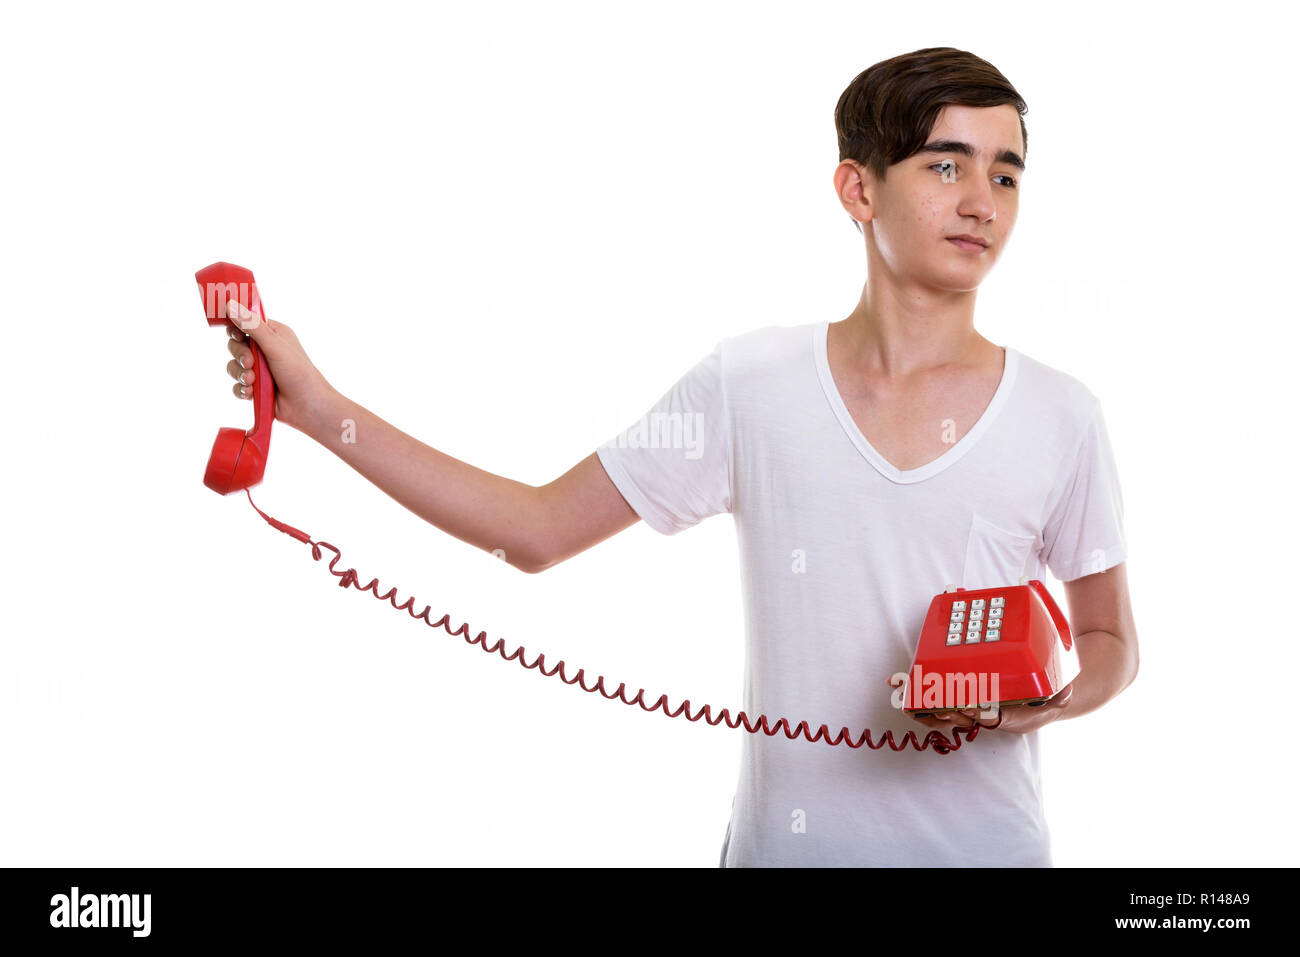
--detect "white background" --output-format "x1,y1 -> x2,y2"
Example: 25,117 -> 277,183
2,0 -> 1296,867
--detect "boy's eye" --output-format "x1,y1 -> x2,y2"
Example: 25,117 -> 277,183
931,160 -> 958,181
931,162 -> 1018,189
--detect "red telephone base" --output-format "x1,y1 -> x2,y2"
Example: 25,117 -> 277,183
902,581 -> 1078,715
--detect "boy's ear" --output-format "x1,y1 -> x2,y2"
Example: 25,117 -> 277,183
834,159 -> 875,228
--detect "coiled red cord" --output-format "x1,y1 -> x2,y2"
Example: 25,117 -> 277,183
243,490 -> 987,754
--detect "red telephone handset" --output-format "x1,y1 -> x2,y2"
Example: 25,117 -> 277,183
196,262 -> 275,495
902,579 -> 1079,715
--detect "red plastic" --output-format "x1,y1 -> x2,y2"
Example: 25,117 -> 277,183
902,581 -> 1078,714
196,262 -> 274,494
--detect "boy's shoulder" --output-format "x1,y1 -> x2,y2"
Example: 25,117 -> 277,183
722,321 -> 812,352
714,321 -> 817,374
1009,346 -> 1103,423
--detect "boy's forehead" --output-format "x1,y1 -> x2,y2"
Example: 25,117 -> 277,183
927,103 -> 1024,156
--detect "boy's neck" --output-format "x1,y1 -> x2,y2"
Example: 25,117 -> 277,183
836,281 -> 998,381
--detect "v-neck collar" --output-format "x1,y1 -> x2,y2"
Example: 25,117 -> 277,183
813,320 -> 1019,485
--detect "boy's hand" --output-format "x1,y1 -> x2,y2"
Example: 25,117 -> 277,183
886,676 -> 1074,734
223,299 -> 334,434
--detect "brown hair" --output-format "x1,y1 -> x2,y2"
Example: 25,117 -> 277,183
834,47 -> 1028,233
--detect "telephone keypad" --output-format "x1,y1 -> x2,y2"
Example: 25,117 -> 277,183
946,594 -> 1005,645
948,602 -> 965,645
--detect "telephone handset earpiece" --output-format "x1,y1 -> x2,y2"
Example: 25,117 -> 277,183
196,262 -> 276,495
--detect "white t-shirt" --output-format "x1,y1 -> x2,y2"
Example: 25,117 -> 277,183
594,320 -> 1128,867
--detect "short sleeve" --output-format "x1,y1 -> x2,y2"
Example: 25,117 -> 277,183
594,341 -> 733,536
1040,400 -> 1129,582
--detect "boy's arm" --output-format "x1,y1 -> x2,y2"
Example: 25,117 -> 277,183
1056,561 -> 1139,720
304,389 -> 639,574
533,452 -> 641,573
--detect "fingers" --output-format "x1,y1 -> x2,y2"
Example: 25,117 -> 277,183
226,356 -> 255,382
226,355 -> 254,399
226,336 -> 253,365
914,711 -> 976,728
911,714 -> 956,732
226,330 -> 254,365
226,333 -> 255,399
222,298 -> 262,333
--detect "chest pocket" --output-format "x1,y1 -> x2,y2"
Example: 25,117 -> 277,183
962,513 -> 1037,590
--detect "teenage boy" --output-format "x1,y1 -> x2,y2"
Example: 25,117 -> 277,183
222,46 -> 1138,867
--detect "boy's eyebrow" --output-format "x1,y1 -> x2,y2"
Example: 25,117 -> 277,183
917,138 -> 1025,171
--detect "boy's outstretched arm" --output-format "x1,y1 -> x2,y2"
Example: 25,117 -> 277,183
222,301 -> 640,574
533,452 -> 642,573
303,393 -> 641,575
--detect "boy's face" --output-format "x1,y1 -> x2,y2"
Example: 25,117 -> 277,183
848,103 -> 1025,293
